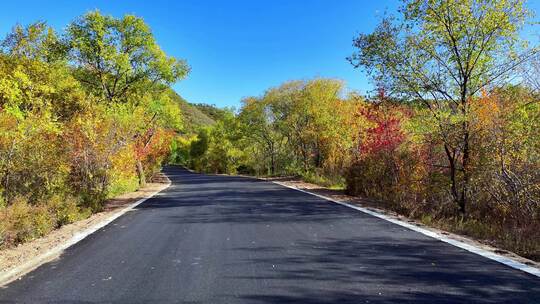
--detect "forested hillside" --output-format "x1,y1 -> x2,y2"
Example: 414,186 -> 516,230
191,103 -> 230,122
167,90 -> 216,135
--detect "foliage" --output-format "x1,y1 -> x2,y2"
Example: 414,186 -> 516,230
177,78 -> 360,178
348,0 -> 534,213
344,0 -> 539,257
67,11 -> 189,103
0,12 -> 187,248
168,90 -> 215,135
1,2 -> 539,261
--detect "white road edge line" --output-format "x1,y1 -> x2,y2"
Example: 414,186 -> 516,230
0,181 -> 171,287
272,181 -> 540,278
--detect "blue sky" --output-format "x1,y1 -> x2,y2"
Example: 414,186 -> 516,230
1,1 -> 538,107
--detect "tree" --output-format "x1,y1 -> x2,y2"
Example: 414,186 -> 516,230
349,0 -> 535,214
0,13 -> 190,248
239,97 -> 285,175
132,90 -> 183,185
265,81 -> 311,171
67,11 -> 189,103
189,128 -> 209,171
0,23 -> 85,120
67,11 -> 188,185
0,23 -> 84,204
262,79 -> 357,174
522,53 -> 540,95
204,110 -> 245,174
1,22 -> 67,63
301,79 -> 358,174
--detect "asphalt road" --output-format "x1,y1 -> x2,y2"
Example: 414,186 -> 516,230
1,166 -> 539,303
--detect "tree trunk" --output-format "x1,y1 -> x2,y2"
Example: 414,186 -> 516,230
136,159 -> 146,187
268,141 -> 276,175
314,140 -> 322,168
302,147 -> 309,172
444,144 -> 462,213
458,126 -> 471,215
270,151 -> 276,175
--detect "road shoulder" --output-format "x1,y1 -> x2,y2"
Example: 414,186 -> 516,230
266,177 -> 540,278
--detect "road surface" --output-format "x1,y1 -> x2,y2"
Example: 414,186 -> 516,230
1,166 -> 539,303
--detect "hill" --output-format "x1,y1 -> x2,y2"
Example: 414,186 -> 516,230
191,103 -> 230,122
167,90 -> 216,134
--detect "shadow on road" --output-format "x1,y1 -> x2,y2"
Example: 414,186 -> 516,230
138,166 -> 540,303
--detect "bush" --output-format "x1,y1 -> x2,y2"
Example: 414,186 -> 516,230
345,93 -> 540,259
0,195 -> 93,248
48,195 -> 89,227
5,198 -> 36,244
0,15 -> 182,250
237,164 -> 255,175
3,198 -> 54,244
108,145 -> 139,198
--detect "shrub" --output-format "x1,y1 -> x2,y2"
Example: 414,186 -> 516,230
3,197 -> 54,244
48,195 -> 89,227
236,164 -> 255,175
345,91 -> 540,259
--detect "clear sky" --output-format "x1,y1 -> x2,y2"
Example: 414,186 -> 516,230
1,1 -> 538,107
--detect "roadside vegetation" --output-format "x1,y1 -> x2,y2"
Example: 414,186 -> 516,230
173,0 -> 540,260
0,11 -> 189,248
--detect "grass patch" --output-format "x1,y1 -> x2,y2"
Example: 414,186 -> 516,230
300,171 -> 346,190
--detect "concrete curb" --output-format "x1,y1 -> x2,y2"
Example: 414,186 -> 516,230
0,181 -> 171,287
272,181 -> 540,279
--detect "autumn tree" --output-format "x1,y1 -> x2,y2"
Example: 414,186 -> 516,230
66,11 -> 189,185
0,23 -> 86,204
0,13 -> 189,247
132,90 -> 183,185
1,22 -> 68,63
262,79 -> 357,175
0,23 -> 84,119
349,0 -> 535,214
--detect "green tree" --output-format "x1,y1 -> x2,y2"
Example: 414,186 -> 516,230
261,79 -> 355,174
0,23 -> 85,204
0,23 -> 85,120
238,97 -> 286,175
1,22 -> 68,63
204,110 -> 245,174
67,11 -> 189,103
189,128 -> 209,171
